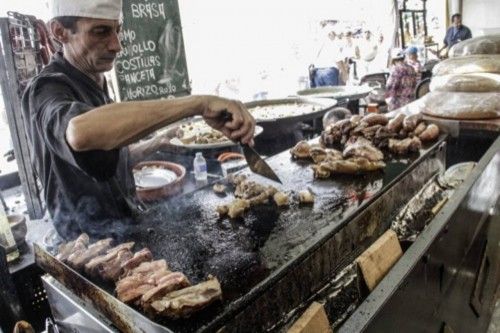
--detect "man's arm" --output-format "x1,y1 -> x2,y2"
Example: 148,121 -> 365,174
66,95 -> 255,152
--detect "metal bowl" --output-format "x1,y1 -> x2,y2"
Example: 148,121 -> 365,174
133,161 -> 186,202
244,97 -> 337,124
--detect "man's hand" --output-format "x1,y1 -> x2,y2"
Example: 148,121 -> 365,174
200,96 -> 256,146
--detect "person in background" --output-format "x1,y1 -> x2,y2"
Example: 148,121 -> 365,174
357,30 -> 378,78
405,46 -> 422,81
438,13 -> 472,56
385,48 -> 417,111
342,31 -> 360,84
310,30 -> 343,87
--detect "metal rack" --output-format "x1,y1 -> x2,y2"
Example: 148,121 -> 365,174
0,12 -> 45,219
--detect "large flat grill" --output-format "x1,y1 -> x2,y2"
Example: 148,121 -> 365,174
35,136 -> 447,332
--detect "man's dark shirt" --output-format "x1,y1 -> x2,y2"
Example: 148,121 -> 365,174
443,25 -> 472,47
22,52 -> 136,240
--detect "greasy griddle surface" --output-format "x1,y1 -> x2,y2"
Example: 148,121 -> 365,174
124,141 -> 439,331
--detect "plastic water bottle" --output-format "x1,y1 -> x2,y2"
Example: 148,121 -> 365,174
193,152 -> 207,181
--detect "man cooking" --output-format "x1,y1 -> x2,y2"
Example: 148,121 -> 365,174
438,13 -> 472,56
22,0 -> 255,240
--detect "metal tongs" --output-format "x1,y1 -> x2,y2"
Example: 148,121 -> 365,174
220,110 -> 282,183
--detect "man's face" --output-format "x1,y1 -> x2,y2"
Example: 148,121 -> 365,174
64,18 -> 122,74
453,16 -> 462,27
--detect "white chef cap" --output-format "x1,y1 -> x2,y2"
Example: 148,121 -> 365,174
49,0 -> 122,20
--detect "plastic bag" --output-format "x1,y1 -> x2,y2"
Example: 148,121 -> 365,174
421,91 -> 500,120
432,55 -> 500,76
449,34 -> 500,57
430,73 -> 500,92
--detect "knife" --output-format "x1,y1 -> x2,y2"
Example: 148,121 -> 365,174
220,110 -> 282,183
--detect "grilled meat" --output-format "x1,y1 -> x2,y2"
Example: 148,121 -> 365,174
363,113 -> 388,126
273,191 -> 289,207
150,277 -> 222,319
388,137 -> 422,155
403,113 -> 423,131
387,114 -> 405,133
228,199 -> 250,219
121,248 -> 153,273
298,190 -> 314,204
290,140 -> 311,159
316,157 -> 385,175
117,259 -> 170,303
67,238 -> 113,271
84,242 -> 135,281
412,122 -> 427,136
212,183 -> 226,194
343,137 -> 384,162
419,124 -> 440,142
56,233 -> 89,262
311,164 -> 331,179
127,259 -> 169,277
117,282 -> 157,304
228,173 -> 247,186
216,205 -> 229,217
141,272 -> 191,307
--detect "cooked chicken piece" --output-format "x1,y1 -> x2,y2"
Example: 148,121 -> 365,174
412,122 -> 427,136
234,180 -> 268,199
67,238 -> 113,271
141,272 -> 191,307
299,190 -> 314,204
290,140 -> 311,159
216,205 -> 229,217
363,113 -> 388,126
387,114 -> 405,133
273,191 -> 289,207
121,248 -> 153,273
418,124 -> 440,142
388,137 -> 422,155
150,277 -> 222,319
402,113 -> 423,131
248,191 -> 270,205
228,173 -> 247,186
213,183 -> 226,194
343,137 -> 384,161
56,233 -> 89,262
311,164 -> 331,179
228,199 -> 250,219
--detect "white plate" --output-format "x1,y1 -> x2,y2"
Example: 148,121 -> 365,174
169,125 -> 264,149
134,167 -> 178,188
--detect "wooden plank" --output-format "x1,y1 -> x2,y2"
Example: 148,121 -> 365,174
356,229 -> 403,291
287,302 -> 332,333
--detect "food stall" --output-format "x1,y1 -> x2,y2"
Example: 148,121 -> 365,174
0,4 -> 499,333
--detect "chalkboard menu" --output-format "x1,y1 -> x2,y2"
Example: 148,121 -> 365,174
115,0 -> 190,101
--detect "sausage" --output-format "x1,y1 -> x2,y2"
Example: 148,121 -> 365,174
363,113 -> 388,126
413,122 -> 428,136
418,124 -> 440,142
387,113 -> 405,133
403,113 -> 423,131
